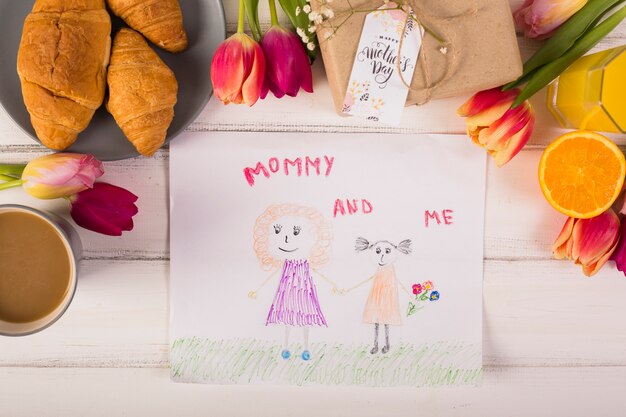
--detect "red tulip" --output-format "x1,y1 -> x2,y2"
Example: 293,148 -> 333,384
69,182 -> 138,236
211,33 -> 266,106
260,26 -> 313,99
457,87 -> 535,167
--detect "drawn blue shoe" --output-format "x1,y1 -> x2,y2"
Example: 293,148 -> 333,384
281,349 -> 291,360
301,350 -> 311,361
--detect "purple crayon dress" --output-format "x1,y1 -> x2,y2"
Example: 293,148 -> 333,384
266,259 -> 327,327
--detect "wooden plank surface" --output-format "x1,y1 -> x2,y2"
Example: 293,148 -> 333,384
2,366 -> 626,417
1,1 -> 626,416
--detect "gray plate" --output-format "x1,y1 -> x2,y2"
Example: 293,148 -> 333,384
0,0 -> 226,161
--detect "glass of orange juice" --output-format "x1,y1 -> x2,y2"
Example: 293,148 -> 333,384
547,45 -> 626,133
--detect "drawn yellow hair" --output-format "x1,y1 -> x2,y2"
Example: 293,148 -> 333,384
253,204 -> 333,271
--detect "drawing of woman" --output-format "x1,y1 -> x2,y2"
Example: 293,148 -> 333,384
350,237 -> 413,354
248,204 -> 337,361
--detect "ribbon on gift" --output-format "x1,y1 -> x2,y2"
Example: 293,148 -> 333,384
397,0 -> 478,104
313,0 -> 480,106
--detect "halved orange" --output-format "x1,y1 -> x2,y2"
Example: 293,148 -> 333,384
539,131 -> 625,219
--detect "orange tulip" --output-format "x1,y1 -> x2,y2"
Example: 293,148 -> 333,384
553,209 -> 620,276
211,33 -> 266,106
457,87 -> 535,167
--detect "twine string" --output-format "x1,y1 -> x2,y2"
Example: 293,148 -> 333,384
394,0 -> 478,105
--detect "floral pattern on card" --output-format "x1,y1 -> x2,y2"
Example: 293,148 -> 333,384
342,81 -> 386,122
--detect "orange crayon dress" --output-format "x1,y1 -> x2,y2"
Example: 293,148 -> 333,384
363,265 -> 402,326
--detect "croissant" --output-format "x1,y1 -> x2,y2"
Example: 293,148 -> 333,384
106,0 -> 187,53
106,28 -> 178,157
16,0 -> 111,150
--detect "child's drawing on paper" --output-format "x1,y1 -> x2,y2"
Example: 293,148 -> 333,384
349,237 -> 413,354
248,204 -> 337,361
170,132 -> 487,386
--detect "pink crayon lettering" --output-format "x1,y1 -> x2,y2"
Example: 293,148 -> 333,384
334,199 -> 373,218
284,158 -> 303,176
324,156 -> 334,176
424,210 -> 440,227
243,155 -> 335,186
347,199 -> 358,215
333,199 -> 346,218
244,163 -> 270,186
362,199 -> 373,214
268,157 -> 280,173
305,157 -> 321,176
425,209 -> 454,227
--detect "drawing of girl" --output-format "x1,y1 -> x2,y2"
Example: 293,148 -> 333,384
248,204 -> 337,361
350,237 -> 413,354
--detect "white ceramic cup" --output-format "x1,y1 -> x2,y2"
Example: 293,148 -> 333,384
0,205 -> 82,336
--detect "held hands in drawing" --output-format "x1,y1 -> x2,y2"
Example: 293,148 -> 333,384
247,291 -> 257,299
332,286 -> 348,295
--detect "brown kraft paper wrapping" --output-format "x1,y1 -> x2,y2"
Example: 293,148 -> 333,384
312,0 -> 523,115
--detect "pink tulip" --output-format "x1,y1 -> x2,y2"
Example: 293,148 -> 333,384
211,33 -> 266,106
260,26 -> 313,99
553,209 -> 620,276
611,220 -> 626,275
69,182 -> 138,236
513,0 -> 588,40
21,153 -> 104,199
457,87 -> 535,167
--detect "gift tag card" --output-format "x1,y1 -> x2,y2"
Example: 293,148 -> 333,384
342,3 -> 423,126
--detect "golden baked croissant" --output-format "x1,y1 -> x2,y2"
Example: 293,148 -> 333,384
106,0 -> 187,53
106,28 -> 178,157
16,0 -> 111,150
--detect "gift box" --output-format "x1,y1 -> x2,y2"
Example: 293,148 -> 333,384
312,0 -> 523,114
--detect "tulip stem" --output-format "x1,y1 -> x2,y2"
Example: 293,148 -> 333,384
0,174 -> 19,182
268,0 -> 279,26
238,0 -> 245,33
0,179 -> 22,191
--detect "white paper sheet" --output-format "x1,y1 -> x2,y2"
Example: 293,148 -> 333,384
170,131 -> 486,387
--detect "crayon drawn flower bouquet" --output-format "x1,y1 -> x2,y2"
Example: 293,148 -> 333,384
406,280 -> 440,317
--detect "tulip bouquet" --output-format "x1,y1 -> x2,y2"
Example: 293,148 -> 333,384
455,0 -> 626,279
406,280 -> 440,317
0,154 -> 138,236
458,0 -> 626,167
211,0 -> 313,106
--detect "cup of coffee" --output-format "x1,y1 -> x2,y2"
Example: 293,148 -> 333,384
0,205 -> 82,336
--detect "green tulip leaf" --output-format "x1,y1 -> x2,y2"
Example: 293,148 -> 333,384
504,0 -> 626,90
244,0 -> 262,42
277,0 -> 317,60
513,4 -> 626,107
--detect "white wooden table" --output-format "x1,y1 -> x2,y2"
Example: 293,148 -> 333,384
2,2 -> 626,416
